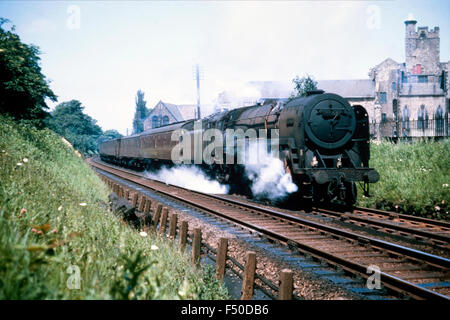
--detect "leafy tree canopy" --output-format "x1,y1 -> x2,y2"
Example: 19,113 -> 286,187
289,75 -> 318,100
46,100 -> 102,155
0,18 -> 57,123
132,89 -> 149,134
97,129 -> 123,144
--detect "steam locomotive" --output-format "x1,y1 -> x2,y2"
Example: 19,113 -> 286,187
100,90 -> 379,207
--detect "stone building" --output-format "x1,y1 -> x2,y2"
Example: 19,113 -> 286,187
143,101 -> 197,130
368,18 -> 448,124
215,17 -> 449,137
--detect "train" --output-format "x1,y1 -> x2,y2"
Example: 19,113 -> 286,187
99,90 -> 379,207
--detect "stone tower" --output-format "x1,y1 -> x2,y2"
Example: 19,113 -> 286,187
404,17 -> 440,75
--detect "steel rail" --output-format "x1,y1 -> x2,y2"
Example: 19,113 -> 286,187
312,207 -> 450,243
353,206 -> 450,229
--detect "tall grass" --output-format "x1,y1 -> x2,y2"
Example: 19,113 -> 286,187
0,115 -> 228,299
358,139 -> 449,219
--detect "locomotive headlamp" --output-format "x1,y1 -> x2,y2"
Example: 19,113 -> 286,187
311,156 -> 318,167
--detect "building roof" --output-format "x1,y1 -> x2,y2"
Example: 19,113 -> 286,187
176,104 -> 198,120
248,80 -> 375,99
148,101 -> 198,122
317,79 -> 375,98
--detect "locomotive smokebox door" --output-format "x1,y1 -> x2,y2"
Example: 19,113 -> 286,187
304,95 -> 356,150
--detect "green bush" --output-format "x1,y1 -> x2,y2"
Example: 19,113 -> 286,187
358,140 -> 449,220
0,115 -> 228,299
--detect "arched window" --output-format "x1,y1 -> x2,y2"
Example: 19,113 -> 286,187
162,115 -> 169,126
152,115 -> 159,128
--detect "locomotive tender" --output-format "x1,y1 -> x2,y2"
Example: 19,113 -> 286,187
100,90 -> 379,207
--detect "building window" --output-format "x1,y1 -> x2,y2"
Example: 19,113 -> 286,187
409,75 -> 418,83
401,71 -> 407,83
152,115 -> 159,128
418,75 -> 428,83
378,92 -> 387,104
412,64 -> 422,74
162,115 -> 169,126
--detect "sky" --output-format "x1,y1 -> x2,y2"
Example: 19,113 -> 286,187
1,0 -> 449,135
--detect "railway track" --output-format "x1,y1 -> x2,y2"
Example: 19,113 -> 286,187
88,158 -> 450,300
311,206 -> 450,248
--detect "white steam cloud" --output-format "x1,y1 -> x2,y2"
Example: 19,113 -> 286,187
243,141 -> 298,200
144,141 -> 298,201
145,166 -> 229,194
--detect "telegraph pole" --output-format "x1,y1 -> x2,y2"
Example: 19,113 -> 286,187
193,64 -> 203,119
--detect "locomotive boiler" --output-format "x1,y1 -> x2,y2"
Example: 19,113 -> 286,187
99,90 -> 379,207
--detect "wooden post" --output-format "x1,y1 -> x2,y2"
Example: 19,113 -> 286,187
152,204 -> 163,232
119,186 -> 124,198
125,189 -> 130,201
143,198 -> 152,214
114,184 -> 120,195
241,251 -> 256,300
215,238 -> 228,281
192,228 -> 202,266
278,269 -> 293,300
131,193 -> 139,207
179,221 -> 188,252
158,207 -> 168,236
143,212 -> 152,230
168,213 -> 178,240
138,195 -> 146,212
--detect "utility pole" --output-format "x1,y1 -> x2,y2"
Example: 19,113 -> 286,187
193,64 -> 204,119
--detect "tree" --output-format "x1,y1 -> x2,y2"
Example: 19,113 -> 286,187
289,75 -> 318,100
132,90 -> 149,134
0,18 -> 57,123
97,129 -> 123,144
46,100 -> 102,155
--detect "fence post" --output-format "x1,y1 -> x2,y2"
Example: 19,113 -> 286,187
119,186 -> 124,198
152,204 -> 163,232
158,207 -> 168,236
168,213 -> 178,240
143,198 -> 152,214
241,251 -> 256,300
278,269 -> 293,300
215,238 -> 228,281
138,195 -> 146,212
131,193 -> 139,207
192,228 -> 202,266
125,189 -> 130,201
179,221 -> 188,252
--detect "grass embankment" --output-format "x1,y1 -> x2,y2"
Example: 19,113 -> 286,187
358,140 -> 449,220
0,115 -> 228,299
